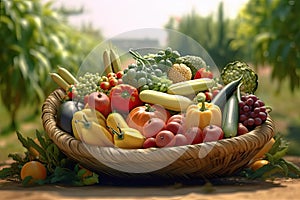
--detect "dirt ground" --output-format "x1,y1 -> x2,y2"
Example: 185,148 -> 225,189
0,156 -> 300,200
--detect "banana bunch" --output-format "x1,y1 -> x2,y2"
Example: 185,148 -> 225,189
103,48 -> 122,74
50,66 -> 78,91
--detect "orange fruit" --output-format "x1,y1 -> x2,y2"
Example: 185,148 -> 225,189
20,161 -> 47,183
249,160 -> 269,171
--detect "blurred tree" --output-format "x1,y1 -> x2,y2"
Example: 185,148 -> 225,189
0,0 -> 102,130
165,2 -> 242,70
233,0 -> 300,92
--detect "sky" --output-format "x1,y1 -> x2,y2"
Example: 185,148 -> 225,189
50,0 -> 248,39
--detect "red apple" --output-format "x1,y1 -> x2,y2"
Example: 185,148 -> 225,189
165,121 -> 184,135
184,127 -> 203,144
237,123 -> 249,135
173,134 -> 188,147
167,114 -> 184,124
142,118 -> 165,138
202,125 -> 224,142
155,130 -> 175,147
87,92 -> 111,117
143,137 -> 157,148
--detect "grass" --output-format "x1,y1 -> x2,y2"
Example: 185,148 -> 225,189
0,67 -> 300,162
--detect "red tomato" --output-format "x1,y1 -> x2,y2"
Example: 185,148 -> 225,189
194,68 -> 213,79
109,78 -> 118,87
116,71 -> 124,79
100,81 -> 111,90
110,84 -> 143,113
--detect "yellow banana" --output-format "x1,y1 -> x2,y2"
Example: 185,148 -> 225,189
103,50 -> 113,75
139,90 -> 194,112
110,48 -> 122,73
50,72 -> 69,91
57,66 -> 78,85
167,78 -> 215,96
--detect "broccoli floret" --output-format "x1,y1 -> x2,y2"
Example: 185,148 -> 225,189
176,55 -> 207,77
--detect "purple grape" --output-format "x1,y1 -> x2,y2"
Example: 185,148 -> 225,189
254,117 -> 262,126
248,118 -> 255,126
250,112 -> 257,118
239,114 -> 247,122
254,107 -> 260,114
243,105 -> 250,112
246,98 -> 254,106
258,112 -> 267,121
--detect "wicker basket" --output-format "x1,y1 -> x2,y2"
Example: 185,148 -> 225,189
42,88 -> 275,180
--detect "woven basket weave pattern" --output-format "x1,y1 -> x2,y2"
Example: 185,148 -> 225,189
42,88 -> 275,179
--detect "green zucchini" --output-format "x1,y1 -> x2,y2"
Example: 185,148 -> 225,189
222,93 -> 239,138
211,76 -> 242,111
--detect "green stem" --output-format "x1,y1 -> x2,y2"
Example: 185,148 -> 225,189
107,126 -> 124,140
199,98 -> 207,112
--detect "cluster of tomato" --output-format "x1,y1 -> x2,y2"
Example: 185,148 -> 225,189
99,71 -> 124,91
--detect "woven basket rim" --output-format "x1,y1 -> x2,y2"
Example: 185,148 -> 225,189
42,88 -> 275,178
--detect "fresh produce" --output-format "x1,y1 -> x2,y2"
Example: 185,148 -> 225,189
173,134 -> 189,146
165,121 -> 184,135
106,112 -> 129,133
185,99 -> 222,130
87,91 -> 111,117
56,101 -> 84,134
127,104 -> 170,132
202,125 -> 224,142
237,123 -> 249,135
110,84 -> 143,113
72,109 -> 106,140
222,94 -> 239,138
167,63 -> 192,83
20,161 -> 47,184
155,130 -> 175,147
167,78 -> 215,96
221,61 -> 258,94
139,90 -> 193,112
73,116 -> 113,147
184,127 -> 203,144
176,55 -> 207,77
250,138 -> 276,164
109,127 -> 145,149
50,72 -> 69,91
122,48 -> 177,92
238,93 -> 268,130
211,76 -> 243,111
57,66 -> 79,85
103,49 -> 113,75
75,72 -> 102,100
110,48 -> 123,73
194,68 -> 213,79
142,118 -> 165,138
143,137 -> 157,148
249,160 -> 269,171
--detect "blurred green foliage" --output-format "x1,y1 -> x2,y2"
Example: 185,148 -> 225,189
233,0 -> 300,92
165,2 -> 242,70
0,0 -> 102,130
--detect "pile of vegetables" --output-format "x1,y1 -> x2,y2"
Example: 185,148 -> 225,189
1,47 -> 300,186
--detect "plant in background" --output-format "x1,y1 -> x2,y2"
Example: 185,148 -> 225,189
165,2 -> 242,70
0,0 -> 102,131
233,0 -> 300,92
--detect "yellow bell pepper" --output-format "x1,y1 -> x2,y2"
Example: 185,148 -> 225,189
185,99 -> 222,130
109,126 -> 145,149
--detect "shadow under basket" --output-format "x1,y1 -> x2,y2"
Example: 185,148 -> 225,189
42,88 -> 275,181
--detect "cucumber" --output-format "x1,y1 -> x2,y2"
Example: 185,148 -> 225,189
211,76 -> 242,111
222,93 -> 239,138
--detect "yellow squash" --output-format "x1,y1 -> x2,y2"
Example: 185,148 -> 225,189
109,127 -> 145,149
72,113 -> 113,147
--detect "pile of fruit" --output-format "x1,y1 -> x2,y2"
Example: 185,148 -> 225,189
51,47 -> 269,150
